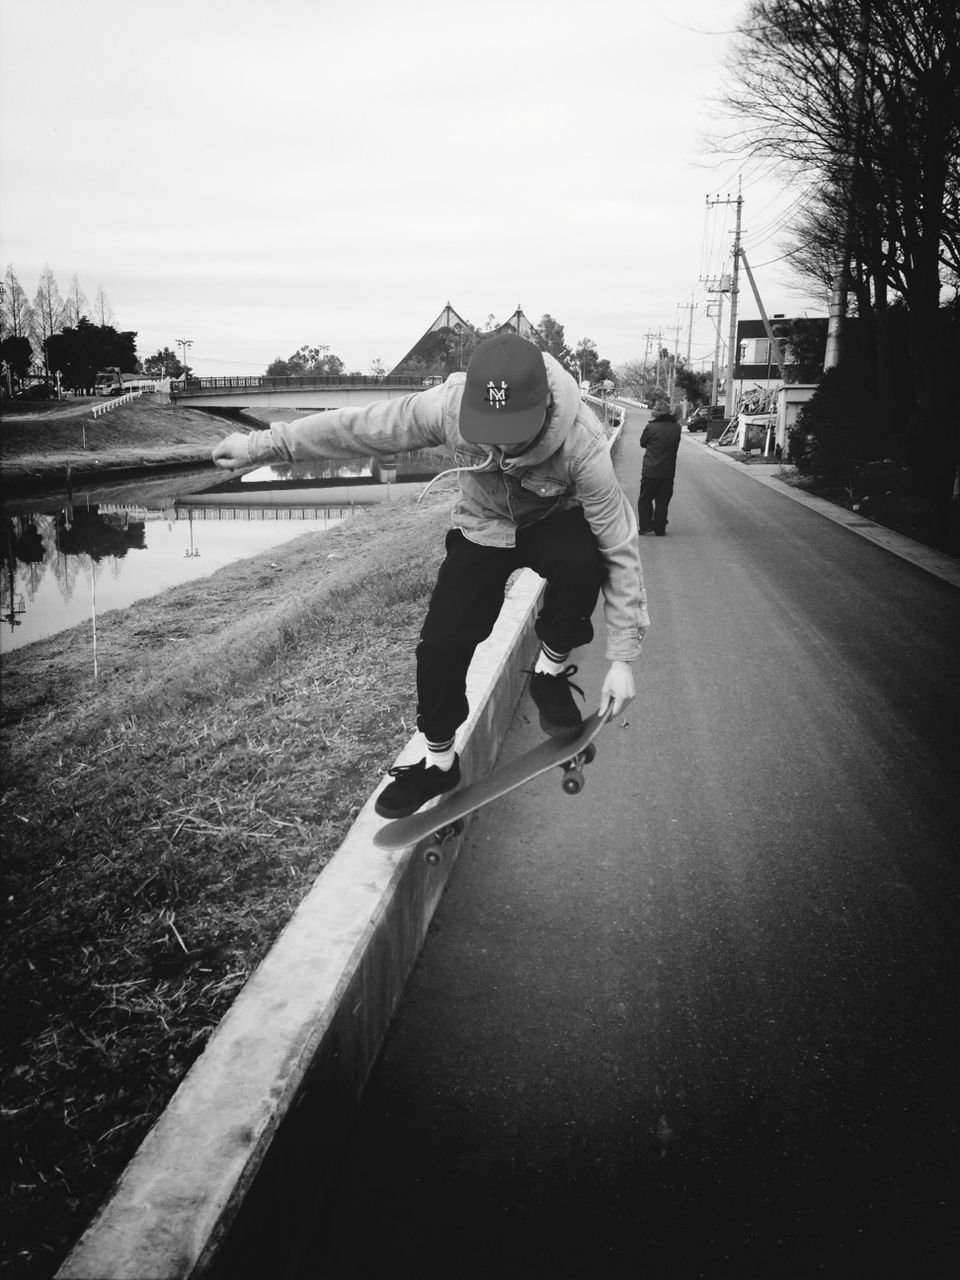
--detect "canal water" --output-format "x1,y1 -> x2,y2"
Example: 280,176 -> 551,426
0,459 -> 432,654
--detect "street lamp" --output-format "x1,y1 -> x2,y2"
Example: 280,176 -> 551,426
176,338 -> 193,384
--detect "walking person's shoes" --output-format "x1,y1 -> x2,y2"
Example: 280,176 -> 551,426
528,664 -> 585,739
375,755 -> 461,819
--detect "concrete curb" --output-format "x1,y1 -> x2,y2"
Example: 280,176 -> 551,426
697,440 -> 960,590
58,570 -> 546,1280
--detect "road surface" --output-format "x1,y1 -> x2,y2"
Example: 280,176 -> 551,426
296,415 -> 958,1279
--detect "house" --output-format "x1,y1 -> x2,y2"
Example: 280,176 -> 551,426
730,316 -> 828,456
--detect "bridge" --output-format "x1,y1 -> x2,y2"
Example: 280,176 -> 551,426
171,373 -> 433,410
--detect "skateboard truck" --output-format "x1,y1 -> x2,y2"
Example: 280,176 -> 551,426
560,740 -> 597,795
422,817 -> 466,867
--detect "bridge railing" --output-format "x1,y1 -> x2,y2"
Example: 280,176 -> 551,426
175,373 -> 428,396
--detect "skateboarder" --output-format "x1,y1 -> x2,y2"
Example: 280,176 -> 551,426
212,334 -> 649,817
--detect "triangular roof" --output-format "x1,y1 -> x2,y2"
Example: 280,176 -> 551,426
389,303 -> 543,377
494,304 -> 542,342
425,301 -> 472,334
389,302 -> 475,374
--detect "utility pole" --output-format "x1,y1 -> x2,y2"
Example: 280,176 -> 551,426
702,262 -> 731,408
638,330 -> 657,403
642,330 -> 657,376
711,184 -> 747,419
667,320 -> 682,405
706,183 -> 743,420
676,297 -> 697,417
726,186 -> 743,420
679,297 -> 697,363
708,295 -> 725,406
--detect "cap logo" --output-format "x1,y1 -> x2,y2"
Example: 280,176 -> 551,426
485,380 -> 509,409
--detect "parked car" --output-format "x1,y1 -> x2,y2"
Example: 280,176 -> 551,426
684,406 -> 714,431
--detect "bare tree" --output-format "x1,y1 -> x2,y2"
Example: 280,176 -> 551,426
93,286 -> 115,327
3,264 -> 34,341
720,0 -> 960,428
32,266 -> 67,376
63,274 -> 90,329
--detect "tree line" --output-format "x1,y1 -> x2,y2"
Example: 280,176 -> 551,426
0,264 -> 189,396
719,0 -> 959,544
1,268 -> 623,403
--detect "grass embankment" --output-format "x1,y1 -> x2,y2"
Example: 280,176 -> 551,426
0,485 -> 454,1278
0,395 -> 237,482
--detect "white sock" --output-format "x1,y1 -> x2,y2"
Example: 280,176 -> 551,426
425,737 -> 456,771
534,646 -> 568,677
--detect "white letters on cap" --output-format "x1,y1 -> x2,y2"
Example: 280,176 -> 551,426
485,379 -> 509,409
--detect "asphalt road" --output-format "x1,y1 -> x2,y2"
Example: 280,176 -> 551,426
296,415 -> 958,1279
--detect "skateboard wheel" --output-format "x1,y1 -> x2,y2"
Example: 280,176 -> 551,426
449,818 -> 466,838
582,743 -> 597,766
423,845 -> 442,866
562,769 -> 585,795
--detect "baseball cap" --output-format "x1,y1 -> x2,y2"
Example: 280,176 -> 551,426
459,334 -> 549,446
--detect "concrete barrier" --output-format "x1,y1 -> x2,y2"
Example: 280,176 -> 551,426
58,570 -> 545,1280
58,422 -> 631,1279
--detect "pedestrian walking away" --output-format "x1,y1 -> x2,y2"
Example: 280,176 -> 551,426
637,408 -> 681,536
212,334 -> 649,818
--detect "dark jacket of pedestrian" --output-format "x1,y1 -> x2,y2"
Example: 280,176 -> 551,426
640,411 -> 681,478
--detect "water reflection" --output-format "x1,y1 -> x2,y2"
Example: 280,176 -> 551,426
225,448 -> 443,488
243,461 -> 373,483
1,450 -> 444,654
0,501 -> 351,654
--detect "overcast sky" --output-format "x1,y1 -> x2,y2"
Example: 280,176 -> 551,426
0,0 -> 822,378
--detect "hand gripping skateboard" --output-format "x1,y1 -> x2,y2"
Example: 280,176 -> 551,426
373,706 -> 613,865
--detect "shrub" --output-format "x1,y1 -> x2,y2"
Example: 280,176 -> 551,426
791,363 -> 875,482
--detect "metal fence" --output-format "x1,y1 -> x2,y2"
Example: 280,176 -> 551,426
90,390 -> 145,418
177,373 -> 427,395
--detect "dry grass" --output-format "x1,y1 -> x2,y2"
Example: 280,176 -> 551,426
0,489 -> 453,1278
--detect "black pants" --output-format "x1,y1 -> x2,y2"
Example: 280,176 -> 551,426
416,507 -> 605,741
637,474 -> 675,534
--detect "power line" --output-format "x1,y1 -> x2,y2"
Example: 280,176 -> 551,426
741,191 -> 809,250
748,245 -> 808,268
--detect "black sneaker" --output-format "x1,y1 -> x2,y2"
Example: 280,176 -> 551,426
375,755 -> 461,819
528,665 -> 585,739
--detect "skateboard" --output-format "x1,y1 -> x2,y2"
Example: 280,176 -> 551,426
373,706 -> 612,865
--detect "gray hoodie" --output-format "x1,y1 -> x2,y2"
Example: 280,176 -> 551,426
242,353 -> 648,661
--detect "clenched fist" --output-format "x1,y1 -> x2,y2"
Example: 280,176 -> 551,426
212,432 -> 253,469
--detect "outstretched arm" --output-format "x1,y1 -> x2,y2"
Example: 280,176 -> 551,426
210,381 -> 450,471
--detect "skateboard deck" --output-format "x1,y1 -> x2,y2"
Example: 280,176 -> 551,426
373,706 -> 612,863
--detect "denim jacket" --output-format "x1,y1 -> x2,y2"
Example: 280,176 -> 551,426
245,353 -> 648,661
